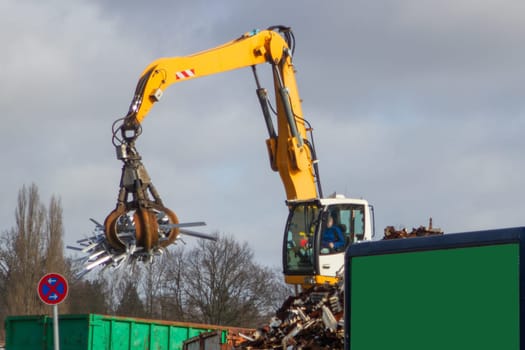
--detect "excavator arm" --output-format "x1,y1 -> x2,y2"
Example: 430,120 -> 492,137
105,26 -> 321,254
120,26 -> 318,200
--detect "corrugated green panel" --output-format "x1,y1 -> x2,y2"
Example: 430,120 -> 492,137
5,314 -> 228,350
150,324 -> 169,350
169,326 -> 189,350
132,322 -> 150,350
113,319 -> 132,350
170,325 -> 197,350
89,315 -> 107,350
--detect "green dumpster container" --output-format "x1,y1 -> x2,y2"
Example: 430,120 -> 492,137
5,314 -> 227,350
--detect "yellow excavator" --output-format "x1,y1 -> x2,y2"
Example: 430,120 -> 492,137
104,25 -> 374,287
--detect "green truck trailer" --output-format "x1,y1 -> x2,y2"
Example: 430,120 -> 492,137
345,226 -> 524,350
4,314 -> 247,350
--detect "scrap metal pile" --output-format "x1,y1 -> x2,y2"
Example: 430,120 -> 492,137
68,217 -> 212,279
383,217 -> 444,240
234,219 -> 444,349
236,282 -> 345,350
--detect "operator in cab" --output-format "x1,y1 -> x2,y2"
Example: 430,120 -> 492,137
321,211 -> 346,254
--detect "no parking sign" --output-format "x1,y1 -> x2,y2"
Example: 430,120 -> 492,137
37,273 -> 68,305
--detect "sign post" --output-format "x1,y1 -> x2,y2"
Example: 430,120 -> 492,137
38,273 -> 68,350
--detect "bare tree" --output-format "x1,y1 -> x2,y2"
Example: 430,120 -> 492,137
178,234 -> 284,327
139,257 -> 171,319
45,196 -> 67,273
265,267 -> 296,313
44,195 -> 70,313
1,184 -> 48,316
116,280 -> 146,318
68,278 -> 109,314
0,184 -> 73,343
157,246 -> 188,321
0,233 -> 8,341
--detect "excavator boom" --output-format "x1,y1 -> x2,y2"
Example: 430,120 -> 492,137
128,30 -> 285,124
121,27 -> 318,200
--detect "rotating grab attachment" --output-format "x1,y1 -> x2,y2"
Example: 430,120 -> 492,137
104,119 -> 180,254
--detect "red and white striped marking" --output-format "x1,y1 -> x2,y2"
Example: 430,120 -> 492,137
175,69 -> 195,80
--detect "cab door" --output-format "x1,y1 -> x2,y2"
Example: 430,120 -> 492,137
316,204 -> 367,278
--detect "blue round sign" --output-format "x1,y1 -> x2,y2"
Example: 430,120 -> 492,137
37,273 -> 68,305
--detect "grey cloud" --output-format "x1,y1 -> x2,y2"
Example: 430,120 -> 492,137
2,0 -> 524,268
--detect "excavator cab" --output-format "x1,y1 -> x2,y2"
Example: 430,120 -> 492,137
283,195 -> 374,287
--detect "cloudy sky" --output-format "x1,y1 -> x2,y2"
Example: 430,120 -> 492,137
2,0 -> 525,268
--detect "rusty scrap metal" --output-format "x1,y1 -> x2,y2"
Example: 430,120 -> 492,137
383,217 -> 443,240
235,219 -> 444,349
235,282 -> 345,350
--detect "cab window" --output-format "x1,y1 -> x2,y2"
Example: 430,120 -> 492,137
284,203 -> 320,273
319,204 -> 366,255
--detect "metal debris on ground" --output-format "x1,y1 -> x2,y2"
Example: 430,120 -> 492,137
67,217 -> 214,279
235,219 -> 443,349
235,281 -> 345,350
383,217 -> 443,240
